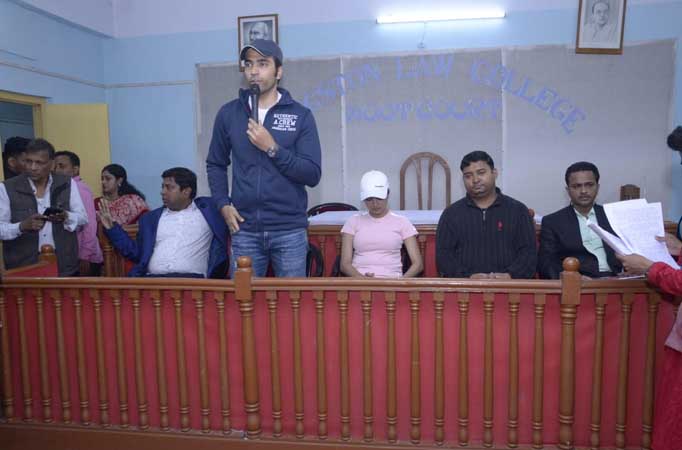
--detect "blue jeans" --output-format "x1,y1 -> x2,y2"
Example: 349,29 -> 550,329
230,228 -> 308,278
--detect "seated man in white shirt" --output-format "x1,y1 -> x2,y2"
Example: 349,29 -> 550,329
99,167 -> 228,278
0,138 -> 88,276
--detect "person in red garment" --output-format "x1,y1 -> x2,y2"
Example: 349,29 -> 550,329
617,125 -> 682,450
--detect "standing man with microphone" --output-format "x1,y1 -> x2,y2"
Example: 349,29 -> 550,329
206,39 -> 322,277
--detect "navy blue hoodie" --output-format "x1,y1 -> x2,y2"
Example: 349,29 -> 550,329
206,87 -> 322,232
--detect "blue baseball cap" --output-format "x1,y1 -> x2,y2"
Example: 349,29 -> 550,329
240,39 -> 283,65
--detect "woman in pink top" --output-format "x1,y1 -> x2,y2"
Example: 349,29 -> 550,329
340,170 -> 423,278
619,234 -> 682,450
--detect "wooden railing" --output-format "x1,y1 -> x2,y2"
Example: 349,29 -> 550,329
0,258 -> 676,450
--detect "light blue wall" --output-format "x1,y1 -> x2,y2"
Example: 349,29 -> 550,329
102,2 -> 682,212
2,0 -> 682,214
0,0 -> 106,103
105,83 -> 196,201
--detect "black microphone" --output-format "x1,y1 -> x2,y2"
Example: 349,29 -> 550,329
249,84 -> 260,123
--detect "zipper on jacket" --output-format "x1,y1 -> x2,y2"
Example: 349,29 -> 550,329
256,103 -> 276,231
256,164 -> 262,229
482,209 -> 487,222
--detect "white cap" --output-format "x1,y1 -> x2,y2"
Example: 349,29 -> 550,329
360,170 -> 389,201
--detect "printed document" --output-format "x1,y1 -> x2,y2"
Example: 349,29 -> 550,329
587,200 -> 679,268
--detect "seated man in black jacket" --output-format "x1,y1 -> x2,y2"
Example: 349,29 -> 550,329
436,151 -> 537,279
538,161 -> 622,279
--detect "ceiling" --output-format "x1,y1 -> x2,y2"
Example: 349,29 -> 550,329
12,0 -> 680,38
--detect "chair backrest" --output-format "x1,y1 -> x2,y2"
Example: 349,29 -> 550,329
306,243 -> 324,277
620,184 -> 640,201
307,202 -> 358,217
400,151 -> 451,210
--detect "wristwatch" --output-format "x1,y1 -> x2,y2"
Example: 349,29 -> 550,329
266,144 -> 279,158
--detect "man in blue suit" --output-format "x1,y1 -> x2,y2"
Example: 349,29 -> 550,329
100,167 -> 227,278
538,161 -> 622,279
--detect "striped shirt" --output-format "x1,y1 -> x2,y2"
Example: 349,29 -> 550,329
436,190 -> 537,278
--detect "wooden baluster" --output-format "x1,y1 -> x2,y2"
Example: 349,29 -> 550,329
266,291 -> 282,437
558,258 -> 581,450
290,290 -> 305,438
16,288 -> 32,421
217,292 -> 232,435
51,289 -> 72,424
0,290 -> 15,421
532,294 -> 546,449
415,162 -> 424,210
130,290 -> 149,429
433,291 -> 445,446
483,292 -> 494,447
458,292 -> 470,446
338,290 -> 351,441
361,291 -> 374,442
314,291 -> 328,440
72,289 -> 90,425
111,289 -> 129,427
192,291 -> 211,433
385,292 -> 398,443
410,291 -> 421,444
641,292 -> 660,450
615,293 -> 634,450
508,293 -> 520,448
590,294 -> 608,450
427,160 -> 433,210
91,289 -> 109,427
34,288 -> 52,423
150,290 -> 169,431
235,257 -> 261,439
170,290 -> 190,432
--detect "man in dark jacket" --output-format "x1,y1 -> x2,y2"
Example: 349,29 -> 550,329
538,161 -> 622,279
0,138 -> 88,276
206,39 -> 322,277
436,151 -> 537,279
102,167 -> 227,278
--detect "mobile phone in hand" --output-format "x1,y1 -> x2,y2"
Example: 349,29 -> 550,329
43,206 -> 64,216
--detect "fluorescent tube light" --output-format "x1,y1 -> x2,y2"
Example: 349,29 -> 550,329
376,9 -> 506,24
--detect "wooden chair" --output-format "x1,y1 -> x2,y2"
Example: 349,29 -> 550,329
400,151 -> 451,210
620,184 -> 640,200
306,243 -> 325,277
307,202 -> 358,217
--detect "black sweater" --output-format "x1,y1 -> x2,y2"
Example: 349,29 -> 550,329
436,190 -> 537,278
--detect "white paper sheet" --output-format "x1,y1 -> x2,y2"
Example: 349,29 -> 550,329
587,222 -> 633,255
599,200 -> 680,268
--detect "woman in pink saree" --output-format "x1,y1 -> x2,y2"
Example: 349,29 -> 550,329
95,164 -> 149,225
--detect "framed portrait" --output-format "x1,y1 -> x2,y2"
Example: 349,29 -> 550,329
576,0 -> 626,54
238,14 -> 279,71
